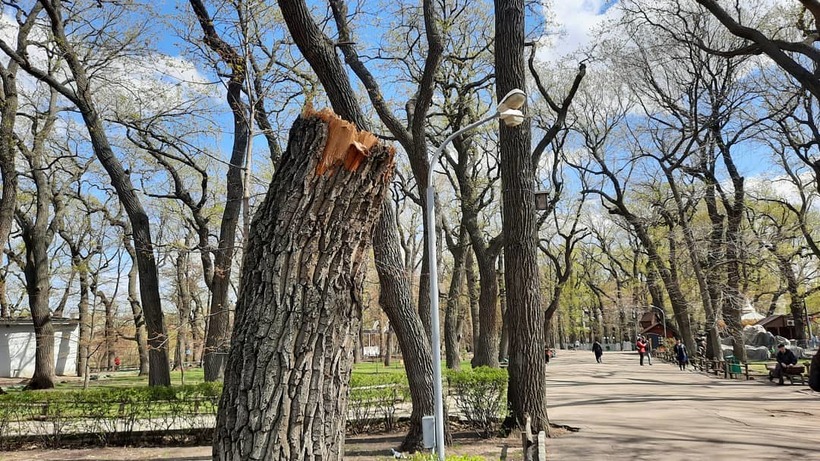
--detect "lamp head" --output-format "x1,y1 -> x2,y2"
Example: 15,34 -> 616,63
499,109 -> 525,127
497,88 -> 527,112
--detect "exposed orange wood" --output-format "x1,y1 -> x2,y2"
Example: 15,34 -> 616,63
305,107 -> 381,175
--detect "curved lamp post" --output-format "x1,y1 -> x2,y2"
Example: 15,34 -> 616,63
426,88 -> 527,460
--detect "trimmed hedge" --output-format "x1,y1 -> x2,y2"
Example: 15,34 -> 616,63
0,383 -> 222,448
447,366 -> 508,438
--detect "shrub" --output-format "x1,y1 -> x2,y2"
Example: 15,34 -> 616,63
0,383 -> 222,448
447,366 -> 507,438
348,373 -> 408,433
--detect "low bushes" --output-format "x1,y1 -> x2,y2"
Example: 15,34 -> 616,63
0,383 -> 221,448
348,373 -> 409,434
447,366 -> 508,438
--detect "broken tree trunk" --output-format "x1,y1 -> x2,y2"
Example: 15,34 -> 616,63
213,110 -> 394,460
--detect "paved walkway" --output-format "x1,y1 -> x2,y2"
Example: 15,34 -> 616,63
1,350 -> 818,460
546,350 -> 820,460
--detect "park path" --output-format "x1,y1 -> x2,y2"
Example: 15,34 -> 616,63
1,350 -> 819,460
546,350 -> 820,460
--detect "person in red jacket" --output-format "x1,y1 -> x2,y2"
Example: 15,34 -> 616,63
636,336 -> 648,366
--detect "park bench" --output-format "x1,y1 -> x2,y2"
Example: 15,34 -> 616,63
766,363 -> 805,385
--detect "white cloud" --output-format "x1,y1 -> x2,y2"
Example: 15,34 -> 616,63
541,0 -> 619,61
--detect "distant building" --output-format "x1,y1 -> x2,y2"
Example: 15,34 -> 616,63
638,310 -> 678,350
0,318 -> 79,378
755,314 -> 798,340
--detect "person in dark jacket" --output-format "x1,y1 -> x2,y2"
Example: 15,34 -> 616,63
673,338 -> 687,371
592,340 -> 603,363
809,350 -> 820,392
774,343 -> 798,385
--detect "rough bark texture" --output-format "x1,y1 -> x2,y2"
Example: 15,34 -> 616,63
76,267 -> 89,376
213,114 -> 393,460
444,227 -> 468,369
123,232 -> 150,376
373,196 -> 436,451
466,251 -> 480,354
495,0 -> 549,436
20,222 -> 55,389
720,149 -> 747,362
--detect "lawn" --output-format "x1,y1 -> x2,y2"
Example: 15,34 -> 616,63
1,357 -> 477,393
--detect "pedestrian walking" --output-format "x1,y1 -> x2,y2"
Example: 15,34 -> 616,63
592,339 -> 603,363
673,339 -> 687,371
636,336 -> 647,366
645,337 -> 653,366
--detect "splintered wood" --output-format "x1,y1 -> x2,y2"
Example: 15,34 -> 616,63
307,107 -> 379,175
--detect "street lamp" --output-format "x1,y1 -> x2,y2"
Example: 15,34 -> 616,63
425,88 -> 527,460
650,305 -> 667,344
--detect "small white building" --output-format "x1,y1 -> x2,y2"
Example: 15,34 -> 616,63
0,318 -> 79,378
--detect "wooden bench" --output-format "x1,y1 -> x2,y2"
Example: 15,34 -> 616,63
766,364 -> 805,385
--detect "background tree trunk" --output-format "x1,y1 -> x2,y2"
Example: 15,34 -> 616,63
444,227 -> 468,369
20,223 -> 55,389
214,113 -> 393,459
373,197 -> 437,451
495,0 -> 549,435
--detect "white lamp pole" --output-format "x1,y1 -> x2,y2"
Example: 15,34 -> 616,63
425,89 -> 526,460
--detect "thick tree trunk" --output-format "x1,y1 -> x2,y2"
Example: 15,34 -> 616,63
704,173 -> 726,360
373,197 -> 437,451
21,227 -> 55,389
76,268 -> 90,377
98,292 -> 115,371
471,249 -> 501,367
175,240 -> 194,370
383,329 -> 393,366
444,228 -> 468,369
721,148 -> 747,362
126,246 -> 150,376
466,251 -> 480,355
498,257 -> 510,362
495,0 -> 548,436
213,113 -> 393,459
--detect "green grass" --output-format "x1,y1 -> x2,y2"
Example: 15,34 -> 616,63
13,358 -> 472,393
52,367 -> 207,390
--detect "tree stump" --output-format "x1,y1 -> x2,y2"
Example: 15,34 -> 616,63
213,110 -> 394,460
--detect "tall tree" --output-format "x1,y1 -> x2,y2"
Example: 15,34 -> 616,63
0,0 -> 171,385
213,112 -> 393,459
495,0 -> 549,440
276,0 -> 442,449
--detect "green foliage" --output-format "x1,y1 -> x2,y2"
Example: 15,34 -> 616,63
446,366 -> 507,438
348,373 -> 408,434
0,383 -> 221,448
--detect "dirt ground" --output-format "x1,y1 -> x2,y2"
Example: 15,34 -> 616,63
0,430 -> 523,460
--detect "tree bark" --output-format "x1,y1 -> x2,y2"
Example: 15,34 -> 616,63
466,251 -> 480,354
495,0 -> 548,435
444,227 -> 468,369
20,221 -> 55,389
213,113 -> 393,459
123,232 -> 150,376
373,197 -> 436,451
175,237 -> 194,369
